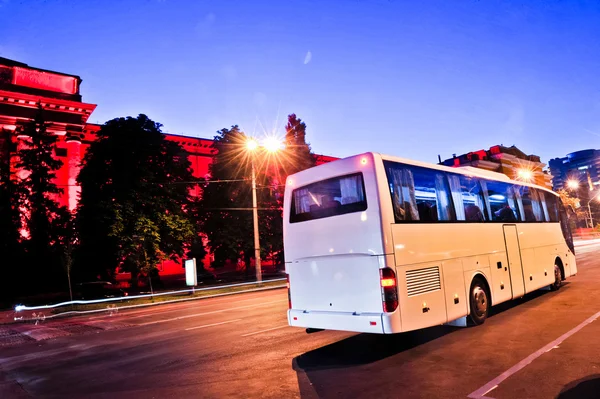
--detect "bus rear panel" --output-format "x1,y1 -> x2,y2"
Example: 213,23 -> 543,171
284,153 -> 400,334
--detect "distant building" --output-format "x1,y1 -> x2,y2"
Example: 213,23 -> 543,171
440,145 -> 553,189
548,150 -> 600,191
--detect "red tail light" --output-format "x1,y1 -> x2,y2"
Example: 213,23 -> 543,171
287,274 -> 292,309
380,268 -> 398,312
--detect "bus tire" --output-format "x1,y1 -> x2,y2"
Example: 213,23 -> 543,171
550,263 -> 562,291
469,277 -> 489,326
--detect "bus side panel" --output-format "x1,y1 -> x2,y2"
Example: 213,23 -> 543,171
442,259 -> 468,323
534,246 -> 561,286
518,223 -> 572,290
520,248 -> 538,293
391,224 -> 506,267
397,262 -> 447,332
488,252 -> 512,305
566,251 -> 577,277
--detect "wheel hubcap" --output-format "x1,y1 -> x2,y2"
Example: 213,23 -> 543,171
473,286 -> 487,316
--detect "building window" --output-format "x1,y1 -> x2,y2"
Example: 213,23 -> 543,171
54,147 -> 67,157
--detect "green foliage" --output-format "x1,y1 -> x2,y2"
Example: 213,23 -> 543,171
282,114 -> 316,176
0,129 -> 25,301
557,189 -> 586,229
200,116 -> 317,271
76,114 -> 194,282
14,106 -> 70,292
200,126 -> 280,269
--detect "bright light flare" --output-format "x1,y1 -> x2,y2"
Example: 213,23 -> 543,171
263,136 -> 283,153
517,169 -> 534,181
246,138 -> 259,151
567,180 -> 580,190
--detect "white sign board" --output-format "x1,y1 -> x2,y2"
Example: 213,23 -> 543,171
185,258 -> 197,286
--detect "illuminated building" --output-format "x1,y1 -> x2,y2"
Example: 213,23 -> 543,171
548,150 -> 600,191
440,145 -> 553,189
0,57 -> 337,275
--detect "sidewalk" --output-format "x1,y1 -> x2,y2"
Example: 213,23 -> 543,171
0,308 -> 18,324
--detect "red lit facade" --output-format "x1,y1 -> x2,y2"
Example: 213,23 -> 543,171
0,57 -> 338,275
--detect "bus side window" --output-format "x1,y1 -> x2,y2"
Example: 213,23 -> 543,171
485,181 -> 519,222
386,165 -> 419,221
412,169 -> 455,221
520,186 -> 545,222
537,190 -> 551,221
448,175 -> 488,222
558,198 -> 575,253
384,162 -> 455,222
544,194 -> 560,222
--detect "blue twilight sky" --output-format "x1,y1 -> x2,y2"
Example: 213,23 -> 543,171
1,0 -> 600,164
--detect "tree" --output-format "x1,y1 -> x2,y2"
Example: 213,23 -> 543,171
200,126 -> 280,274
186,195 -> 208,271
76,114 -> 194,284
282,114 -> 316,177
268,114 -> 318,266
15,106 -> 69,292
0,128 -> 25,302
557,189 -> 585,230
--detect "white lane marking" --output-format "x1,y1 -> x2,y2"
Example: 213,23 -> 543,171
138,300 -> 286,326
468,309 -> 600,398
241,325 -> 289,337
482,385 -> 498,396
185,319 -> 242,331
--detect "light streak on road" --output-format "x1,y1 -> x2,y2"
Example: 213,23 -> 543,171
14,278 -> 286,313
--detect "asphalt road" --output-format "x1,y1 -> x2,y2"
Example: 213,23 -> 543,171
2,243 -> 600,398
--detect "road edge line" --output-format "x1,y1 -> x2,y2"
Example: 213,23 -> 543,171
467,309 -> 600,398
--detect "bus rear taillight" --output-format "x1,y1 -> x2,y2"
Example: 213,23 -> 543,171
287,274 -> 292,309
380,268 -> 398,312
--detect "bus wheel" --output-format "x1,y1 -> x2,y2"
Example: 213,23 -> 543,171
550,263 -> 562,291
469,278 -> 489,326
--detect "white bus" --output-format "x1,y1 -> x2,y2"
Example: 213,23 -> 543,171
284,152 -> 576,334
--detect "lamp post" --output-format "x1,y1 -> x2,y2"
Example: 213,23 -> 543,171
566,179 -> 580,191
516,168 -> 534,182
246,139 -> 262,282
587,193 -> 600,229
246,137 -> 282,282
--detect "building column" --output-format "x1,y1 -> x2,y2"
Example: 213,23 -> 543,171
65,133 -> 82,212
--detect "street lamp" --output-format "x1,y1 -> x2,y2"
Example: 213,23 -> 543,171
516,168 -> 533,182
587,193 -> 600,228
567,179 -> 580,190
246,137 -> 282,282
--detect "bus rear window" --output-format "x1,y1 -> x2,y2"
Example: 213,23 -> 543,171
290,173 -> 367,223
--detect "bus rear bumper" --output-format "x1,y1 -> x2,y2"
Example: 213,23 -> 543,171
288,309 -> 399,334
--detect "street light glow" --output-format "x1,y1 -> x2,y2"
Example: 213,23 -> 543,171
517,169 -> 533,181
246,138 -> 259,151
567,180 -> 580,190
263,136 -> 283,153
